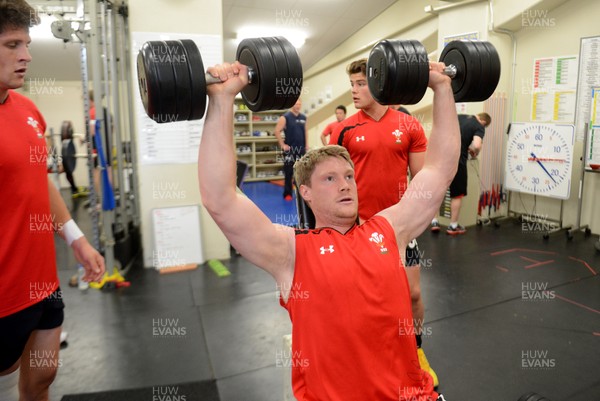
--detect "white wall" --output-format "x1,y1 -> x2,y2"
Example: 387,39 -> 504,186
510,0 -> 600,231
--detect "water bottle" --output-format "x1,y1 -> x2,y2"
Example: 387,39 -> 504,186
78,265 -> 89,290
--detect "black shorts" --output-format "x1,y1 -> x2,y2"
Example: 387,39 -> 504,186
449,162 -> 467,198
0,288 -> 64,371
405,239 -> 420,267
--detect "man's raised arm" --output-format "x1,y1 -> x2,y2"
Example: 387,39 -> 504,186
197,62 -> 295,282
380,62 -> 460,248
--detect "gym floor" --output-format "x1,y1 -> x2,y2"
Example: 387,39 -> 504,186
52,183 -> 600,401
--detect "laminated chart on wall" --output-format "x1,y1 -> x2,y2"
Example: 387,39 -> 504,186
131,32 -> 222,165
584,87 -> 600,170
575,36 -> 600,141
531,56 -> 578,123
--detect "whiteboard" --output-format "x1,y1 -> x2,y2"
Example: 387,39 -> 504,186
152,205 -> 204,269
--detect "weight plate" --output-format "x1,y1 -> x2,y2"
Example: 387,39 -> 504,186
273,36 -> 303,110
397,40 -> 420,105
180,39 -> 207,120
164,40 -> 192,121
262,37 -> 289,111
368,40 -> 405,105
137,42 -> 163,121
483,41 -> 501,98
366,40 -> 391,104
237,38 -> 278,112
467,41 -> 490,102
139,41 -> 178,122
403,40 -> 429,105
440,40 -> 479,102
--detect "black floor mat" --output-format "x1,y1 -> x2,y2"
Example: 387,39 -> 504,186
61,380 -> 220,401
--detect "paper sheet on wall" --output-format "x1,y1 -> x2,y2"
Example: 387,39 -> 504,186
531,56 -> 578,123
575,36 -> 600,141
152,205 -> 204,269
131,32 -> 223,165
584,87 -> 600,170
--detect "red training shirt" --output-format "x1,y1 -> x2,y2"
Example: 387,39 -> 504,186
329,108 -> 427,221
281,216 -> 437,400
0,91 -> 58,317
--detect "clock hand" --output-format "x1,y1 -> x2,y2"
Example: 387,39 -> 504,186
530,152 -> 557,183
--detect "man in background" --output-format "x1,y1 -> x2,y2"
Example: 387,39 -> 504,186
320,104 -> 346,145
274,99 -> 308,201
431,112 -> 490,235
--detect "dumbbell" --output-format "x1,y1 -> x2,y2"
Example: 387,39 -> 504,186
367,39 -> 501,105
137,37 -> 303,123
518,393 -> 552,401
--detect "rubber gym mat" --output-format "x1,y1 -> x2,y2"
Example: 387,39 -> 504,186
60,380 -> 220,401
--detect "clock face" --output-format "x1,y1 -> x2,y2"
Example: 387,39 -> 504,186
505,123 -> 574,199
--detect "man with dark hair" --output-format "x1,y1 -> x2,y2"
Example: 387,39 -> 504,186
431,112 -> 491,234
329,58 -> 439,386
198,59 -> 458,400
0,1 -> 105,399
320,104 -> 346,145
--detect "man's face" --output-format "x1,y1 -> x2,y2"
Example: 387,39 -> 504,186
349,72 -> 374,110
0,28 -> 32,99
335,108 -> 346,122
291,99 -> 302,114
301,157 -> 358,224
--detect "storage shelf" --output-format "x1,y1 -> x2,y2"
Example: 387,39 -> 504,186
234,98 -> 284,182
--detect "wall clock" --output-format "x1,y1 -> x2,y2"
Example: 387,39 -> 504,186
505,123 -> 574,199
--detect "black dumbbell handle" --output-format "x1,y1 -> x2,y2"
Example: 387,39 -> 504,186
204,66 -> 257,85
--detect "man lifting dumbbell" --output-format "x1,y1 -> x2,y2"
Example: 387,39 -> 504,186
193,55 -> 458,401
329,38 -> 501,387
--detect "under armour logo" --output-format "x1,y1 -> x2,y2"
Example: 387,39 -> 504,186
319,245 -> 335,254
356,136 -> 365,142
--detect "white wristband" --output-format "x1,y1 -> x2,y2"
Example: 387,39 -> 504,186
62,219 -> 84,246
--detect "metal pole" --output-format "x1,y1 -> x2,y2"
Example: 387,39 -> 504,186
77,0 -> 100,250
119,3 -> 141,227
107,5 -> 128,236
89,0 -> 116,271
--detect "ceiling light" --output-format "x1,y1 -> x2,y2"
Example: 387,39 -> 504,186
29,15 -> 56,40
236,27 -> 306,49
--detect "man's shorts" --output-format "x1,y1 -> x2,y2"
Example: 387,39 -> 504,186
405,239 -> 420,267
449,162 -> 467,198
0,288 -> 64,371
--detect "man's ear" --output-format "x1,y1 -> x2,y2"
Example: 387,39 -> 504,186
299,184 -> 311,204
